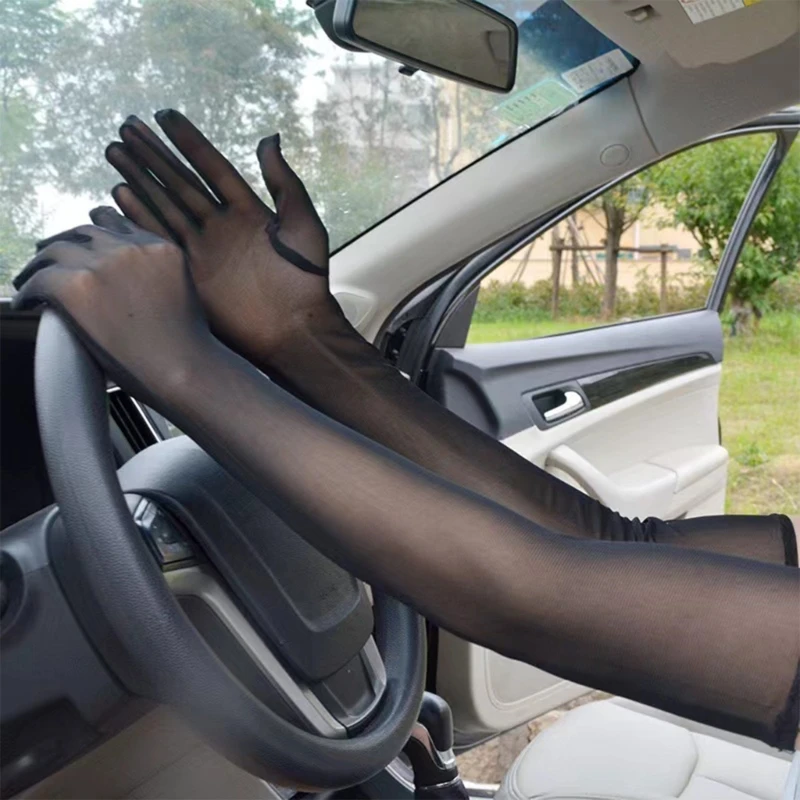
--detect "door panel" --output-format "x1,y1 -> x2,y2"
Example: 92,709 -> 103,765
427,309 -> 727,744
516,366 -> 726,520
426,309 -> 723,440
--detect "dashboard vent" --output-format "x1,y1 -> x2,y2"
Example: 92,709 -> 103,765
107,387 -> 160,453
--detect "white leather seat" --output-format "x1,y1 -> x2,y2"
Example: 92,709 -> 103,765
496,699 -> 791,800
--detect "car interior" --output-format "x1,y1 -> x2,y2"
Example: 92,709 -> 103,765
1,0 -> 799,799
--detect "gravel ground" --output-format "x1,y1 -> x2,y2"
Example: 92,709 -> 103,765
455,691 -> 610,785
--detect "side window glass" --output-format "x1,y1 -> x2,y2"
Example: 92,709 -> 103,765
468,133 -> 776,344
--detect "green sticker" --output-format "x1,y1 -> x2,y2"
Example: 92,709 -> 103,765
495,79 -> 578,128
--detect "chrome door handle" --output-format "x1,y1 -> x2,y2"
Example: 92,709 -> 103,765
544,391 -> 585,423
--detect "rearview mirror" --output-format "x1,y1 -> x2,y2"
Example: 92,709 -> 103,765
332,0 -> 518,93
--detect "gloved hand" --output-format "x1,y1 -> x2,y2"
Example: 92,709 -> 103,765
105,111 -> 342,364
13,212 -> 213,401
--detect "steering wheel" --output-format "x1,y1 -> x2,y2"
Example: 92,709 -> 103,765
34,310 -> 426,790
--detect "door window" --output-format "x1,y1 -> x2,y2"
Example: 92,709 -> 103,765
467,132 -> 776,344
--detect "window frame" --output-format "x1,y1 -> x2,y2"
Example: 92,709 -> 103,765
389,113 -> 800,384
708,126 -> 798,310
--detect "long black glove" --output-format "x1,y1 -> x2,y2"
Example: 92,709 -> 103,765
102,111 -> 797,569
13,220 -> 800,750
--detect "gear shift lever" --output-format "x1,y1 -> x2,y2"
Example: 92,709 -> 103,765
403,693 -> 468,799
418,692 -> 454,753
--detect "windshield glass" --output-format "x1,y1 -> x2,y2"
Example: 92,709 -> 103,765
0,0 -> 637,293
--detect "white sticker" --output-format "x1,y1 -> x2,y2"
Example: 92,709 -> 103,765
494,80 -> 577,127
561,49 -> 633,95
678,0 -> 760,25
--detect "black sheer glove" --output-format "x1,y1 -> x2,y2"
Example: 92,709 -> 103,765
13,217 -> 212,403
13,225 -> 800,750
102,115 -> 796,569
103,110 -> 342,366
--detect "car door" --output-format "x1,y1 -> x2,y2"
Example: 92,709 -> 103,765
394,119 -> 799,746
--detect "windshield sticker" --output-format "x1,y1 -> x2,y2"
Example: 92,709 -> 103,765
678,0 -> 763,24
561,49 -> 633,95
494,80 -> 577,127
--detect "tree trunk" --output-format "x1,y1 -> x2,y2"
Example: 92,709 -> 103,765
570,221 -> 580,285
602,201 -> 624,320
551,223 -> 564,318
729,296 -> 758,336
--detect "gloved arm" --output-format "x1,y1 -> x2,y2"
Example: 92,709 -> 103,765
103,111 -> 797,567
12,224 -> 800,749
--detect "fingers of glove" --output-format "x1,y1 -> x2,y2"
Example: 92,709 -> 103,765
120,119 -> 217,219
89,204 -> 165,247
12,265 -> 71,310
12,257 -> 56,293
89,205 -> 136,234
110,185 -> 172,240
96,209 -> 169,252
35,225 -> 96,252
16,235 -> 98,289
121,115 -> 214,198
12,242 -> 94,308
257,134 -> 324,237
154,109 -> 260,208
106,142 -> 196,243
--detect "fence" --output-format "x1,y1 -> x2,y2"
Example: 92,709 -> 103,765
549,243 -> 678,317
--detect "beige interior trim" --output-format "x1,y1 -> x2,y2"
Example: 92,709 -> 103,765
570,0 -> 799,69
332,79 -> 656,340
504,364 -> 725,519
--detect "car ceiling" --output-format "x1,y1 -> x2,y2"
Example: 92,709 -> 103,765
330,0 -> 800,341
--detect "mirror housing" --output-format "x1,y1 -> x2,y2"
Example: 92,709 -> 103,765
329,0 -> 518,93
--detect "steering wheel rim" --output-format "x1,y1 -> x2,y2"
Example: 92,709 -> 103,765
35,309 -> 426,789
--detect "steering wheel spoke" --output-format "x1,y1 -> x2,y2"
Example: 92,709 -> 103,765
164,564 -> 387,738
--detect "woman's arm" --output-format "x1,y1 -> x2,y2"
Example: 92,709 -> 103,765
104,112 -> 796,567
263,311 -> 798,566
167,338 -> 800,751
13,222 -> 800,751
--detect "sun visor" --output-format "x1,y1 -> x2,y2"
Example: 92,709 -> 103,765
568,0 -> 799,69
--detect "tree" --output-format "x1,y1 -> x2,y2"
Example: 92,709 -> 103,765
550,222 -> 564,316
582,179 -> 648,319
36,0 -> 313,196
310,58 -> 431,247
0,0 -> 65,288
310,54 -> 501,249
0,98 -> 46,291
646,134 -> 800,330
0,0 -> 315,288
568,216 -> 580,285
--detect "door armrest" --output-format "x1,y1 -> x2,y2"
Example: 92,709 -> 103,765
547,444 -> 676,518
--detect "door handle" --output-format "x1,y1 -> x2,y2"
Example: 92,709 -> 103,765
543,391 -> 585,422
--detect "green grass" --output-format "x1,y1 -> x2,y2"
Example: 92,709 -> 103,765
468,312 -> 800,515
718,313 -> 799,514
468,317 -> 589,343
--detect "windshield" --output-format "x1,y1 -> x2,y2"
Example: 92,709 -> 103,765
0,0 -> 637,293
